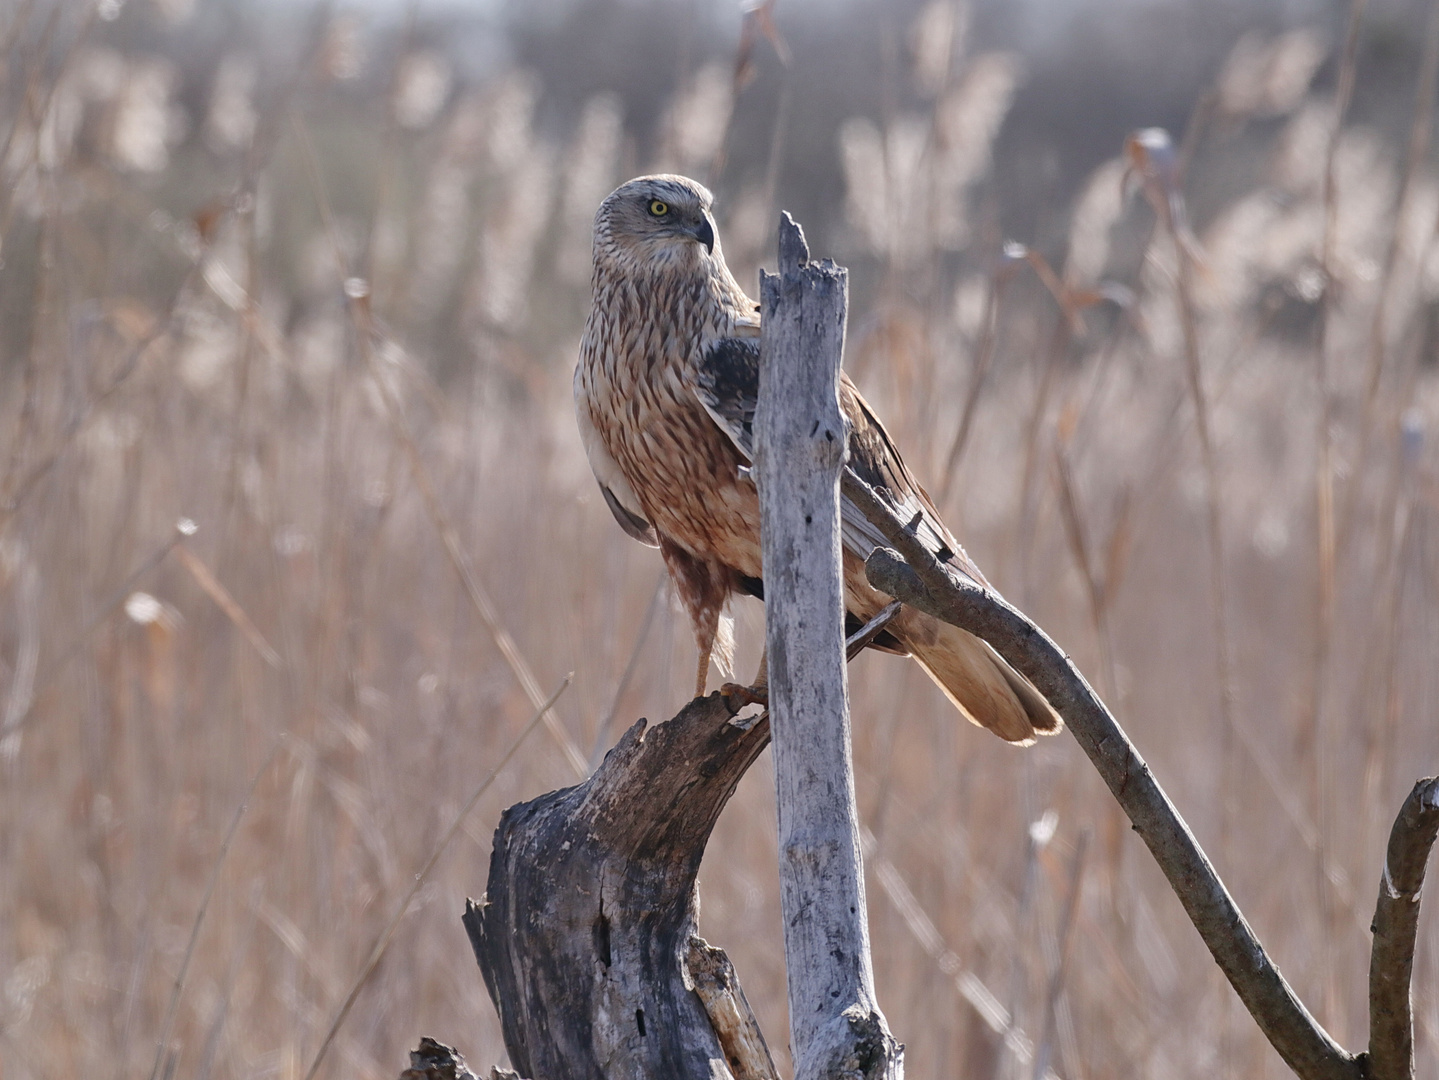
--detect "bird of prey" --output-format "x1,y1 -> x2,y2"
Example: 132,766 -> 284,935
574,174 -> 1060,744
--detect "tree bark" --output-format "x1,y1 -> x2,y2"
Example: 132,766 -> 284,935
466,695 -> 777,1080
755,214 -> 903,1080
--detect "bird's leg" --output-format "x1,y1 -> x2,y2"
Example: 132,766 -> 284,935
695,646 -> 713,700
721,604 -> 902,714
657,537 -> 731,702
720,644 -> 768,712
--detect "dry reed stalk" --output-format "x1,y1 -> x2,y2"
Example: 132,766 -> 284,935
174,544 -> 282,668
860,825 -> 1063,1080
1052,443 -> 1122,707
356,0 -> 417,290
147,739 -> 285,1080
1311,0 -> 1369,1029
587,571 -> 666,768
0,2 -> 67,230
937,262 -> 1010,503
1033,830 -> 1088,1080
1343,0 -> 1439,548
3,6 -> 1438,1077
1014,309 -> 1074,603
1127,131 -> 1242,926
356,339 -> 588,778
302,676 -> 568,1080
0,519 -> 194,737
290,107 -> 588,778
0,186 -> 52,520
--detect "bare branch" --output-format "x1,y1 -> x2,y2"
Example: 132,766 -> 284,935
1368,777 -> 1439,1080
757,213 -> 902,1080
859,536 -> 1363,1080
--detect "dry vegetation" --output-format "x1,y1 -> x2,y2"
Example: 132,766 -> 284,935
2,0 -> 1438,1077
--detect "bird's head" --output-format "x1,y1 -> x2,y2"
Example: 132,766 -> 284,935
593,174 -> 719,275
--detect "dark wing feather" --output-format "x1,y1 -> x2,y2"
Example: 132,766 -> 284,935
695,336 -> 984,589
693,336 -> 759,459
601,485 -> 659,547
837,376 -> 988,589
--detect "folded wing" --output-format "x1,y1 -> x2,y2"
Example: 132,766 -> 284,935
693,334 -> 983,583
693,333 -> 1062,743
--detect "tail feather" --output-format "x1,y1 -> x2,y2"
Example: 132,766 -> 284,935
891,607 -> 1062,744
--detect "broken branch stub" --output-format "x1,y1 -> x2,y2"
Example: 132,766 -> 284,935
1368,776 -> 1439,1080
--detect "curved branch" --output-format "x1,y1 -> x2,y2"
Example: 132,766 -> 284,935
1368,776 -> 1439,1080
856,515 -> 1361,1080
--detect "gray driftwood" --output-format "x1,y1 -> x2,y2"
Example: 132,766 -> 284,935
755,214 -> 902,1080
464,694 -> 778,1080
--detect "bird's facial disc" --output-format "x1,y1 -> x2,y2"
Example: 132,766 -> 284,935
602,176 -> 717,263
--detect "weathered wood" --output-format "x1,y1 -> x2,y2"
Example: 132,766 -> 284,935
465,694 -> 776,1080
756,214 -> 903,1080
683,938 -> 780,1080
397,1038 -> 484,1080
859,539 -> 1363,1080
1368,776 -> 1439,1080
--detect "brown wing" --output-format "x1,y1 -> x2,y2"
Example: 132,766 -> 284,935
696,340 -> 1059,738
838,377 -> 1060,740
836,374 -> 988,589
693,339 -> 983,583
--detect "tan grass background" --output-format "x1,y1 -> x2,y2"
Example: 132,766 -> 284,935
2,1 -> 1438,1078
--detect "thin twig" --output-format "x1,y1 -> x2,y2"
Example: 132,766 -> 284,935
302,676 -> 570,1080
845,601 -> 901,660
289,110 -> 588,779
147,739 -> 285,1080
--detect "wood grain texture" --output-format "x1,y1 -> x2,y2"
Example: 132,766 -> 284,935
466,693 -> 774,1080
756,213 -> 902,1080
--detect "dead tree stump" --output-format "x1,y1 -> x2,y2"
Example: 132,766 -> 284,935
465,694 -> 778,1080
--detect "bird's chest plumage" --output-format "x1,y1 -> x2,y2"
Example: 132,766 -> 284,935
578,274 -> 762,578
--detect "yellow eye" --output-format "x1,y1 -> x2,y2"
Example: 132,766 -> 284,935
649,200 -> 669,216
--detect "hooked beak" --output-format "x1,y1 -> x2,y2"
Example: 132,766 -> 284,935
690,215 -> 715,254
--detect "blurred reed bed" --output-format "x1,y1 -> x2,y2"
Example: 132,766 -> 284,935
1,1 -> 1438,1079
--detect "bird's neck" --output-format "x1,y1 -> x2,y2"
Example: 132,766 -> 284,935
595,258 -> 740,329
